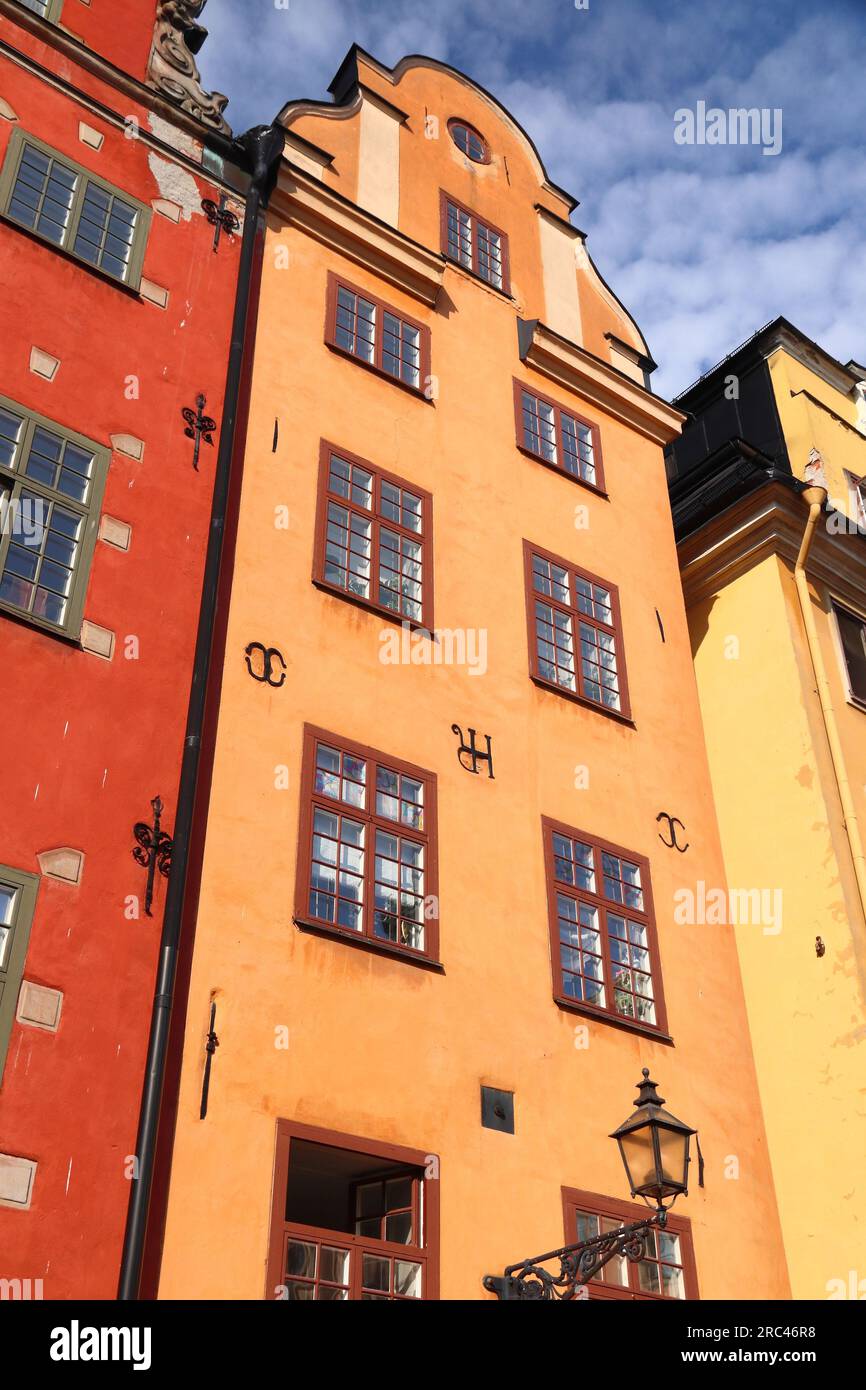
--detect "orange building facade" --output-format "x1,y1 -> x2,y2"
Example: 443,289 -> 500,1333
151,49 -> 790,1301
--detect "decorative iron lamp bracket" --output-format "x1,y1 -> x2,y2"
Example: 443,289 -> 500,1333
181,394 -> 217,470
483,1209 -> 666,1300
484,1069 -> 698,1300
201,194 -> 240,251
132,795 -> 173,918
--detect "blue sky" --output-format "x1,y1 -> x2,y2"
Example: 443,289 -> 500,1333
197,0 -> 865,397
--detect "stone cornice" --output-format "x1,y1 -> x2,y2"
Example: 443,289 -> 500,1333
764,325 -> 860,398
678,479 -> 866,608
270,161 -> 445,307
517,319 -> 685,447
0,35 -> 247,194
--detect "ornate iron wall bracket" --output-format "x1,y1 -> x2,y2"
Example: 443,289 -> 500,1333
483,1210 -> 665,1300
181,394 -> 217,470
244,641 -> 287,687
132,795 -> 173,917
452,724 -> 494,778
201,194 -> 239,251
199,999 -> 219,1119
657,811 -> 689,852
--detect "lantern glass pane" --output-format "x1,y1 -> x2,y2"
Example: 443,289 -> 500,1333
657,1125 -> 689,1195
618,1126 -> 657,1196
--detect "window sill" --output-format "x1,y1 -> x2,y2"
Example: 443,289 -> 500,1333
516,443 -> 608,498
325,341 -> 432,402
0,212 -> 144,297
554,994 -> 673,1045
294,917 -> 444,972
0,598 -> 79,645
312,577 -> 433,635
531,673 -> 635,727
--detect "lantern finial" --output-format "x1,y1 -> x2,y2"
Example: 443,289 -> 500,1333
635,1068 -> 666,1109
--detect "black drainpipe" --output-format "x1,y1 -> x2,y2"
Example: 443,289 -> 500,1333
118,122 -> 284,1301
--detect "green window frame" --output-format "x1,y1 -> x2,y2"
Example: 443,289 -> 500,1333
0,393 -> 109,639
0,128 -> 151,289
0,864 -> 40,1082
18,0 -> 65,21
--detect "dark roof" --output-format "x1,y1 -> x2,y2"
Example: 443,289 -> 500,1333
669,437 -> 803,542
675,316 -> 862,407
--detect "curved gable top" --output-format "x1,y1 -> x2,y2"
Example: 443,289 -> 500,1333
275,43 -> 653,372
277,44 -> 579,216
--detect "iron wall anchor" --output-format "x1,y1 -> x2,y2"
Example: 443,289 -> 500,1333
132,795 -> 173,917
452,724 -> 494,778
201,194 -> 240,251
182,393 -> 217,470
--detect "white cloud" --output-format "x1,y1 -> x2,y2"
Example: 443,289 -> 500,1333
196,0 -> 864,393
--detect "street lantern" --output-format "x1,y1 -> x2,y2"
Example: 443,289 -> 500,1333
483,1068 -> 699,1299
610,1068 -> 696,1212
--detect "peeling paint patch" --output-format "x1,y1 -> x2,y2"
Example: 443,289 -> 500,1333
795,764 -> 813,788
147,151 -> 203,222
147,113 -> 202,162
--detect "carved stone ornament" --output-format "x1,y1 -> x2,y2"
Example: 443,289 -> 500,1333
147,1 -> 231,135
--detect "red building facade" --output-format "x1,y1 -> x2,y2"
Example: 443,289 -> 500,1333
0,0 -> 250,1298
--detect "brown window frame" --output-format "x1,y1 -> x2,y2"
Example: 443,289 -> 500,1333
542,816 -> 670,1040
294,724 -> 440,968
447,117 -> 491,164
843,469 -> 866,530
832,600 -> 866,708
266,1119 -> 440,1301
513,378 -> 606,495
523,539 -> 632,723
312,440 -> 434,632
324,271 -> 431,399
439,190 -> 511,296
561,1187 -> 698,1300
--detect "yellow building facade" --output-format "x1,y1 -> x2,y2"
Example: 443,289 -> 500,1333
668,319 -> 866,1300
149,49 -> 789,1301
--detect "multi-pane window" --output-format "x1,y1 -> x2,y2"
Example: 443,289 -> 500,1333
334,285 -> 376,363
447,119 -> 489,163
0,864 -> 40,1081
834,603 -> 866,705
354,1175 -> 415,1244
268,1123 -> 438,1301
314,444 -> 431,628
844,470 -> 866,529
440,193 -> 509,293
563,1190 -> 697,1300
0,130 -> 149,287
515,382 -> 604,490
20,0 -> 62,18
282,1233 -> 423,1301
543,818 -> 667,1034
326,273 -> 430,394
524,542 -> 630,718
296,726 -> 438,962
0,395 -> 108,637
